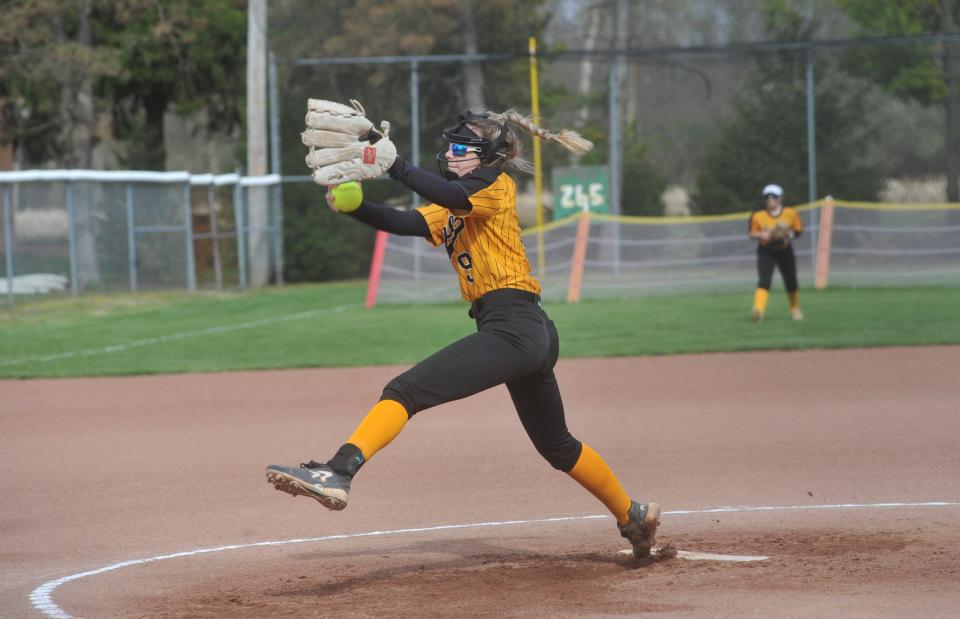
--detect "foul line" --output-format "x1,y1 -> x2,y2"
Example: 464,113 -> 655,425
30,500 -> 960,619
1,304 -> 359,368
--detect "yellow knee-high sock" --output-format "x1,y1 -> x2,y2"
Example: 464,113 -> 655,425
567,443 -> 633,526
788,291 -> 800,310
753,288 -> 769,313
346,399 -> 409,461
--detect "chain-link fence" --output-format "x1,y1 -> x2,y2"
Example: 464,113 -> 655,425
0,172 -> 283,304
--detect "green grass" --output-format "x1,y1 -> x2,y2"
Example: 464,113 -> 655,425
2,282 -> 959,378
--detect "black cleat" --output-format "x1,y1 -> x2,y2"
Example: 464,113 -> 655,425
619,501 -> 660,559
265,461 -> 350,511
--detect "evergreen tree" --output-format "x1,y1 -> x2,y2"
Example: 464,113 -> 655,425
694,2 -> 883,213
838,0 -> 960,200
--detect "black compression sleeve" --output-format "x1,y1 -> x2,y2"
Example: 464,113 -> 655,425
347,201 -> 430,237
388,157 -> 472,211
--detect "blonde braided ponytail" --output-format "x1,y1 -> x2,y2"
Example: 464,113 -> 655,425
496,110 -> 594,155
463,109 -> 594,174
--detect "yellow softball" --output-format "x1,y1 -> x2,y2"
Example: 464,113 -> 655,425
331,181 -> 363,213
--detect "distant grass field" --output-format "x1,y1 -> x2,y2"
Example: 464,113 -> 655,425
1,282 -> 958,379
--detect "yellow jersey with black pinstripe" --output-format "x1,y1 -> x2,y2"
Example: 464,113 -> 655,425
416,171 -> 541,302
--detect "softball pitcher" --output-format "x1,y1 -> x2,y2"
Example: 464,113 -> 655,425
267,109 -> 660,559
748,184 -> 804,321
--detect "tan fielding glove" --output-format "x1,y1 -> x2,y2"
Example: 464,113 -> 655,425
767,223 -> 793,249
301,99 -> 397,185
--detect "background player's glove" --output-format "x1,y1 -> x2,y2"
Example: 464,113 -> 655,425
301,99 -> 397,186
767,223 -> 793,248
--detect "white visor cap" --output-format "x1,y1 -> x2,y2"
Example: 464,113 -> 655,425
762,184 -> 784,197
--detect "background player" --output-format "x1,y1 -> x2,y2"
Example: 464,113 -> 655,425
748,184 -> 804,321
267,108 -> 661,559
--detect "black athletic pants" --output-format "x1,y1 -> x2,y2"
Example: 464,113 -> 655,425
381,288 -> 583,472
757,245 -> 799,293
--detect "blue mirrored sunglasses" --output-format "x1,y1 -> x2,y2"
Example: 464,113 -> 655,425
450,143 -> 481,157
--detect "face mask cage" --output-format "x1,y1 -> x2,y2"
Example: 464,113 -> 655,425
435,111 -> 510,178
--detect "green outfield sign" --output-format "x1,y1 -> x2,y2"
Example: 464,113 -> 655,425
552,165 -> 610,219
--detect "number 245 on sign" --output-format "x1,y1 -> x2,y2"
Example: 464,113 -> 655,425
560,183 -> 605,210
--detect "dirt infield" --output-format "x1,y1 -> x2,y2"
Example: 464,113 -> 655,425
3,346 -> 959,618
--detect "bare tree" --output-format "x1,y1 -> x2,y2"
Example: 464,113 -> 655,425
577,3 -> 603,128
610,0 -> 628,214
58,0 -> 100,289
460,0 -> 487,110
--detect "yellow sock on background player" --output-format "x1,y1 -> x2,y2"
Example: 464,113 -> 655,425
752,288 -> 769,321
789,291 -> 803,321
